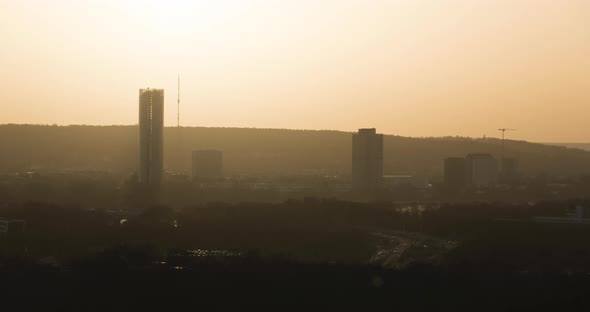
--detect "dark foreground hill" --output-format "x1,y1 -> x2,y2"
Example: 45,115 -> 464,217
1,124 -> 589,176
4,264 -> 590,311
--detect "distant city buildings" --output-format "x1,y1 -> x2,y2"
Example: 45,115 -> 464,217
138,88 -> 164,186
382,175 -> 431,189
192,150 -> 223,181
444,154 -> 500,189
533,204 -> 590,224
352,128 -> 383,192
0,219 -> 26,239
466,153 -> 499,188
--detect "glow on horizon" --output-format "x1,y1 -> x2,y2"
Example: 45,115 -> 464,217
0,0 -> 589,142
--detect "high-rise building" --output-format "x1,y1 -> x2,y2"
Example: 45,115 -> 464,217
138,88 -> 164,186
466,153 -> 498,188
444,157 -> 467,190
192,150 -> 223,181
352,128 -> 383,192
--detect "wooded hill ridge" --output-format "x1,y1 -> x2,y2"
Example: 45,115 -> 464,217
1,124 -> 589,177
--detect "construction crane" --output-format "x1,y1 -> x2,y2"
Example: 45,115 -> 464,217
177,75 -> 182,172
498,128 -> 516,168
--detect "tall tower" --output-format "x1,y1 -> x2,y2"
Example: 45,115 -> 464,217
352,128 -> 384,193
138,88 -> 165,186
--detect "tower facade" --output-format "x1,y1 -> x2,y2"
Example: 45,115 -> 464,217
352,128 -> 384,192
138,88 -> 164,186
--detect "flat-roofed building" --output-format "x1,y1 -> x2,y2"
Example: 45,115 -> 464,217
352,128 -> 383,192
466,153 -> 498,188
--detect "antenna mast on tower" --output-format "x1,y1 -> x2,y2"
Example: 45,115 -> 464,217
176,74 -> 183,173
177,74 -> 180,128
498,128 -> 516,172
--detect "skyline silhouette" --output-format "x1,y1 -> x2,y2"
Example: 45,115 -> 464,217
2,1 -> 590,309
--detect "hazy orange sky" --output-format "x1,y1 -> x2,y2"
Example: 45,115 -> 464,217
1,0 -> 589,142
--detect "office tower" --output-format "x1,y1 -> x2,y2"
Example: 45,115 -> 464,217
466,153 -> 498,188
352,128 -> 383,192
444,157 -> 467,190
192,150 -> 223,181
138,88 -> 164,186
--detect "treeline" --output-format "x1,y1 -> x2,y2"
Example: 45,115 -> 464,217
2,124 -> 590,175
2,199 -> 590,272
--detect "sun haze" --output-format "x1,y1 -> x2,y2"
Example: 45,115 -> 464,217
1,0 -> 589,142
